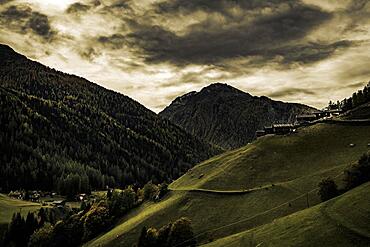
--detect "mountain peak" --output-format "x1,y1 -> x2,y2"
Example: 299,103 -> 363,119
160,84 -> 315,149
201,83 -> 241,94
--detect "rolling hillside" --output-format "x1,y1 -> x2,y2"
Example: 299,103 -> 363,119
0,44 -> 221,193
159,83 -> 315,149
204,182 -> 370,247
87,122 -> 370,247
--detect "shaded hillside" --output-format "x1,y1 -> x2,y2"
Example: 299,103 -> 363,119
0,44 -> 221,193
204,182 -> 370,247
160,83 -> 315,149
343,102 -> 370,120
87,122 -> 370,247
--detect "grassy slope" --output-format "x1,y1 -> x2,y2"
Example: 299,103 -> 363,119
0,194 -> 43,236
203,182 -> 370,247
87,123 -> 370,247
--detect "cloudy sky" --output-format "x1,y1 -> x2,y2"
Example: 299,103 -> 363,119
0,0 -> 369,112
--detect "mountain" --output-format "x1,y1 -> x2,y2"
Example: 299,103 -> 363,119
87,121 -> 370,247
0,44 -> 221,193
159,83 -> 316,149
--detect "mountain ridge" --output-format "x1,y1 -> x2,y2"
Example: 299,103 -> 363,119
160,83 -> 316,149
0,43 -> 222,193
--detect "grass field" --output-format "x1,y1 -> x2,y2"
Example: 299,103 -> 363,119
86,123 -> 370,247
0,194 -> 43,237
203,182 -> 370,247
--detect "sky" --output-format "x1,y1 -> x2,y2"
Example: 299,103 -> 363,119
0,0 -> 369,112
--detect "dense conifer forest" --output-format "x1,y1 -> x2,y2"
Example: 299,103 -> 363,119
0,44 -> 221,194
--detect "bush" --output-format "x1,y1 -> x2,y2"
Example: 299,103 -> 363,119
168,217 -> 196,247
108,187 -> 137,217
318,178 -> 338,202
137,217 -> 196,247
28,223 -> 54,247
138,227 -> 159,247
143,182 -> 159,201
81,202 -> 111,241
158,182 -> 169,199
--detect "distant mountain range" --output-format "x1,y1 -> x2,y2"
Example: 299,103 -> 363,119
0,44 -> 221,192
160,83 -> 316,149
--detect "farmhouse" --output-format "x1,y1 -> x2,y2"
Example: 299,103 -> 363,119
297,114 -> 318,124
256,130 -> 266,138
264,126 -> 274,134
313,111 -> 330,118
256,124 -> 296,137
272,124 -> 295,135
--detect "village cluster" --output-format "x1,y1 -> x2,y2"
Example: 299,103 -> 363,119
256,109 -> 343,137
7,190 -> 93,208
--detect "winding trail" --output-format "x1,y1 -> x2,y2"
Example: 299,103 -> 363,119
170,184 -> 274,195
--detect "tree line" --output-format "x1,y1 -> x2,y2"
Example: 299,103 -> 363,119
331,81 -> 370,111
0,45 -> 221,194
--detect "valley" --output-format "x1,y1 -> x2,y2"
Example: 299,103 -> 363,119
87,121 -> 370,247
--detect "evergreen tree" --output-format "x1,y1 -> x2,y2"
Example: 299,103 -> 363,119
4,212 -> 27,247
25,212 -> 38,238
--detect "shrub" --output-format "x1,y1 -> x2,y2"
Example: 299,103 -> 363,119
81,202 -> 111,241
137,217 -> 196,247
318,178 -> 338,202
138,227 -> 159,247
28,223 -> 54,247
168,217 -> 196,247
143,182 -> 159,201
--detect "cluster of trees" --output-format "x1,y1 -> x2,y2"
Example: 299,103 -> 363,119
25,201 -> 111,247
137,217 -> 196,247
2,208 -> 65,247
318,153 -> 370,202
2,212 -> 39,247
0,44 -> 221,194
339,82 -> 370,111
1,180 -> 170,247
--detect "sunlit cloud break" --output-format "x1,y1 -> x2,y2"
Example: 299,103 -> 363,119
0,0 -> 369,112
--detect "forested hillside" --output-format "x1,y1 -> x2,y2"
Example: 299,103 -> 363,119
0,44 -> 221,194
160,83 -> 315,149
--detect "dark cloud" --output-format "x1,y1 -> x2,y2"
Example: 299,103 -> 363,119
98,34 -> 126,49
268,88 -> 317,98
78,47 -> 101,61
274,40 -> 353,64
0,0 -> 13,4
97,2 -> 338,66
0,5 -> 54,39
66,2 -> 91,14
155,0 -> 293,16
27,12 -> 53,38
110,0 -> 132,9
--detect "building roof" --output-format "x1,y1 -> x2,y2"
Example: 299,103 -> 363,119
297,114 -> 317,118
273,124 -> 294,128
